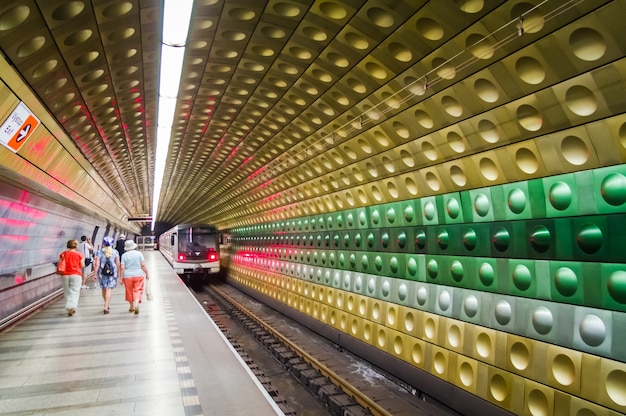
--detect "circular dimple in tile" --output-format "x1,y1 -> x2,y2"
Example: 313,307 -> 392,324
374,130 -> 390,147
345,32 -> 369,50
554,267 -> 578,297
32,59 -> 58,78
579,314 -> 606,347
517,104 -> 542,131
457,0 -> 484,13
606,370 -> 626,406
422,141 -> 437,161
45,78 -> 67,94
328,52 -> 349,68
510,341 -> 529,370
479,157 -> 499,181
566,85 -> 597,116
474,78 -> 499,103
367,7 -> 394,28
476,332 -> 492,358
561,135 -> 589,165
17,36 -> 46,58
416,17 -> 443,40
570,27 -> 606,61
528,390 -> 549,416
425,172 -> 440,191
477,119 -> 499,143
302,26 -> 328,42
289,46 -> 311,60
319,2 -> 347,19
102,1 -> 132,18
415,110 -> 434,129
52,1 -> 85,20
549,181 -> 572,210
442,96 -> 462,116
474,194 -> 490,217
400,149 -> 415,168
508,188 -> 527,214
450,165 -> 467,186
532,306 -> 553,335
393,122 -> 410,139
447,131 -> 466,153
459,362 -> 473,386
405,177 -> 418,195
552,354 -> 576,386
516,56 -> 545,85
262,26 -> 286,39
515,147 -> 539,174
347,78 -> 366,93
494,300 -> 512,325
467,33 -> 494,59
489,374 -> 508,402
366,62 -> 387,79
0,5 -> 31,31
387,181 -> 398,199
274,2 -> 301,17
64,29 -> 93,46
389,42 -> 412,62
601,173 -> 626,206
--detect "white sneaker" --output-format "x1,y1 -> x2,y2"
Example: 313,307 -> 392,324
81,285 -> 89,289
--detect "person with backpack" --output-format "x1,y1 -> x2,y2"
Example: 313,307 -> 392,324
92,236 -> 121,314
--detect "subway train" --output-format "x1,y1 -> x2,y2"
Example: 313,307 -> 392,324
158,224 -> 220,282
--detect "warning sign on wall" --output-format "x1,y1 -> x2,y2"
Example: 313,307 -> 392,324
0,102 -> 40,152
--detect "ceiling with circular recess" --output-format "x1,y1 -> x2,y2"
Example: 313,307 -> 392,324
0,0 -> 624,230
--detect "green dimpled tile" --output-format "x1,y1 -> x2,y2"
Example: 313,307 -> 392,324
502,181 -> 533,220
404,254 -> 425,282
460,224 -> 491,257
593,165 -> 626,214
507,259 -> 538,297
543,174 -> 579,218
441,193 -> 465,224
474,257 -> 500,293
467,188 -> 495,223
526,219 -> 557,259
384,202 -> 405,227
401,200 -> 419,226
548,261 -> 585,305
570,216 -> 610,262
600,264 -> 626,312
420,196 -> 439,225
433,225 -> 461,255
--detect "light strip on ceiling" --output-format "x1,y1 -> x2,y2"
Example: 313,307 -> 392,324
151,0 -> 194,230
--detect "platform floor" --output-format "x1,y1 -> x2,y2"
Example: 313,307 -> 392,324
0,251 -> 284,416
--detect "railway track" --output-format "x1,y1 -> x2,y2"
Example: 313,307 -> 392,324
195,281 -> 458,416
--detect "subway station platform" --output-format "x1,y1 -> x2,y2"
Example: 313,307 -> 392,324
0,251 -> 284,416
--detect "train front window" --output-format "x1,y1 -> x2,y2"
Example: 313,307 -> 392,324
178,227 -> 215,261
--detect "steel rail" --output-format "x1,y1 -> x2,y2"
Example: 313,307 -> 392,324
211,285 -> 393,416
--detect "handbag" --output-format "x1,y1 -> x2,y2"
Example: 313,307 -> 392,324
85,257 -> 92,267
57,253 -> 66,274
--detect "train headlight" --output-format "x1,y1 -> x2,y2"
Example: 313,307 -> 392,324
178,254 -> 185,261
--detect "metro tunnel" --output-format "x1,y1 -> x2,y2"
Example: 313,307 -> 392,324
0,1 -> 625,415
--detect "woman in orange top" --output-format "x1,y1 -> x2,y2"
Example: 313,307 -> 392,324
58,239 -> 85,316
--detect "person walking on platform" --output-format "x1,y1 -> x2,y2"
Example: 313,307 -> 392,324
57,239 -> 84,316
79,235 -> 94,289
92,236 -> 120,314
120,239 -> 149,314
115,234 -> 126,258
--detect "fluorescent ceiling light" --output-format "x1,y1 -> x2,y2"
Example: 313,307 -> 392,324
152,0 -> 194,230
